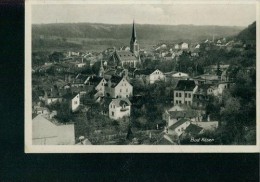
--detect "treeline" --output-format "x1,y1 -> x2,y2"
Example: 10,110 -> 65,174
32,23 -> 244,42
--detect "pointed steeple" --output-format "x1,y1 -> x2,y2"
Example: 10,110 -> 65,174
130,20 -> 136,44
130,20 -> 139,56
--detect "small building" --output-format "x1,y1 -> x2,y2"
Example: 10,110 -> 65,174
166,119 -> 191,136
109,98 -> 131,120
32,114 -> 75,145
105,76 -> 133,98
173,80 -> 198,105
63,93 -> 80,112
163,107 -> 199,127
134,69 -> 165,84
84,76 -> 107,96
172,72 -> 189,79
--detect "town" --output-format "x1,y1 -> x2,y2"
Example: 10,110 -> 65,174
31,21 -> 256,145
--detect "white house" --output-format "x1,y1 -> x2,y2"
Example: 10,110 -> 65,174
71,93 -> 80,112
180,42 -> 189,50
134,69 -> 165,84
105,76 -> 133,98
32,114 -> 75,145
166,119 -> 191,136
85,76 -> 107,96
172,72 -> 189,79
109,98 -> 131,120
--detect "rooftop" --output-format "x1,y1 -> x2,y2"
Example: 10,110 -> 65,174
175,80 -> 196,91
168,118 -> 189,131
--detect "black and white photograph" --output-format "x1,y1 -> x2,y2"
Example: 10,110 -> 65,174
25,0 -> 259,152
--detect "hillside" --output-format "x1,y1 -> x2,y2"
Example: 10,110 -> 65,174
32,23 -> 244,51
236,21 -> 256,42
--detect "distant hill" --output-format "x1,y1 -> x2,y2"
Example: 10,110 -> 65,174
32,23 -> 245,51
236,21 -> 256,42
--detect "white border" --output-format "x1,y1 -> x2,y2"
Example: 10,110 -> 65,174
25,0 -> 260,153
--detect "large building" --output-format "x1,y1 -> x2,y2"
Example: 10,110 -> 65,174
173,80 -> 198,105
109,21 -> 140,68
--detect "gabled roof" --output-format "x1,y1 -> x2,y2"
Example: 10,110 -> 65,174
185,124 -> 203,135
134,69 -> 161,76
115,50 -> 137,61
168,118 -> 189,130
85,76 -> 104,86
175,80 -> 196,91
62,92 -> 79,100
167,109 -> 197,119
110,98 -> 131,107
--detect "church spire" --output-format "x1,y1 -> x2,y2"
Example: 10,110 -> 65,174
130,20 -> 136,44
130,20 -> 139,56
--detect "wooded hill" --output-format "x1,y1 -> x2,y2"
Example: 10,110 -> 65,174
32,23 -> 244,43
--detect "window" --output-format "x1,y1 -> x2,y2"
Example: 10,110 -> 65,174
176,92 -> 178,97
111,111 -> 114,116
188,93 -> 191,98
185,101 -> 187,105
113,105 -> 115,109
176,100 -> 178,104
120,89 -> 122,92
185,93 -> 187,98
74,101 -> 78,105
126,95 -> 128,98
179,93 -> 181,97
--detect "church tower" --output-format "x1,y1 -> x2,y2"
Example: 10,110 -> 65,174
130,20 -> 139,57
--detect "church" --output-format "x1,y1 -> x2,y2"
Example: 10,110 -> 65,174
109,21 -> 140,68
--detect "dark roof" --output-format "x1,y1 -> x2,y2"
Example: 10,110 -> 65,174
115,50 -> 136,61
168,110 -> 197,119
185,124 -> 203,135
87,76 -> 103,86
168,118 -> 189,130
107,75 -> 124,88
62,93 -> 79,100
134,69 -> 157,76
175,80 -> 196,91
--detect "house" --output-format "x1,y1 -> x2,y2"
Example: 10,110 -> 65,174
44,89 -> 63,105
192,84 -> 213,109
180,123 -> 204,138
71,74 -> 88,87
204,64 -> 230,74
191,121 -> 218,131
180,42 -> 189,50
134,69 -> 165,84
109,98 -> 131,120
193,74 -> 220,84
105,76 -> 133,98
163,106 -> 199,127
84,76 -> 107,96
166,118 -> 191,136
34,107 -> 50,116
32,114 -> 75,145
63,93 -> 80,112
172,72 -> 189,79
173,80 -> 198,105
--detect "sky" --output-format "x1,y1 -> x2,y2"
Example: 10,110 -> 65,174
32,3 -> 256,26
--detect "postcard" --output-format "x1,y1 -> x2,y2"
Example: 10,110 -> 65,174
25,0 -> 259,153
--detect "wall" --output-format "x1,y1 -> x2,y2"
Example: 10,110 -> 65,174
71,94 -> 80,112
168,121 -> 190,136
109,102 -> 131,120
114,79 -> 133,98
149,70 -> 165,84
